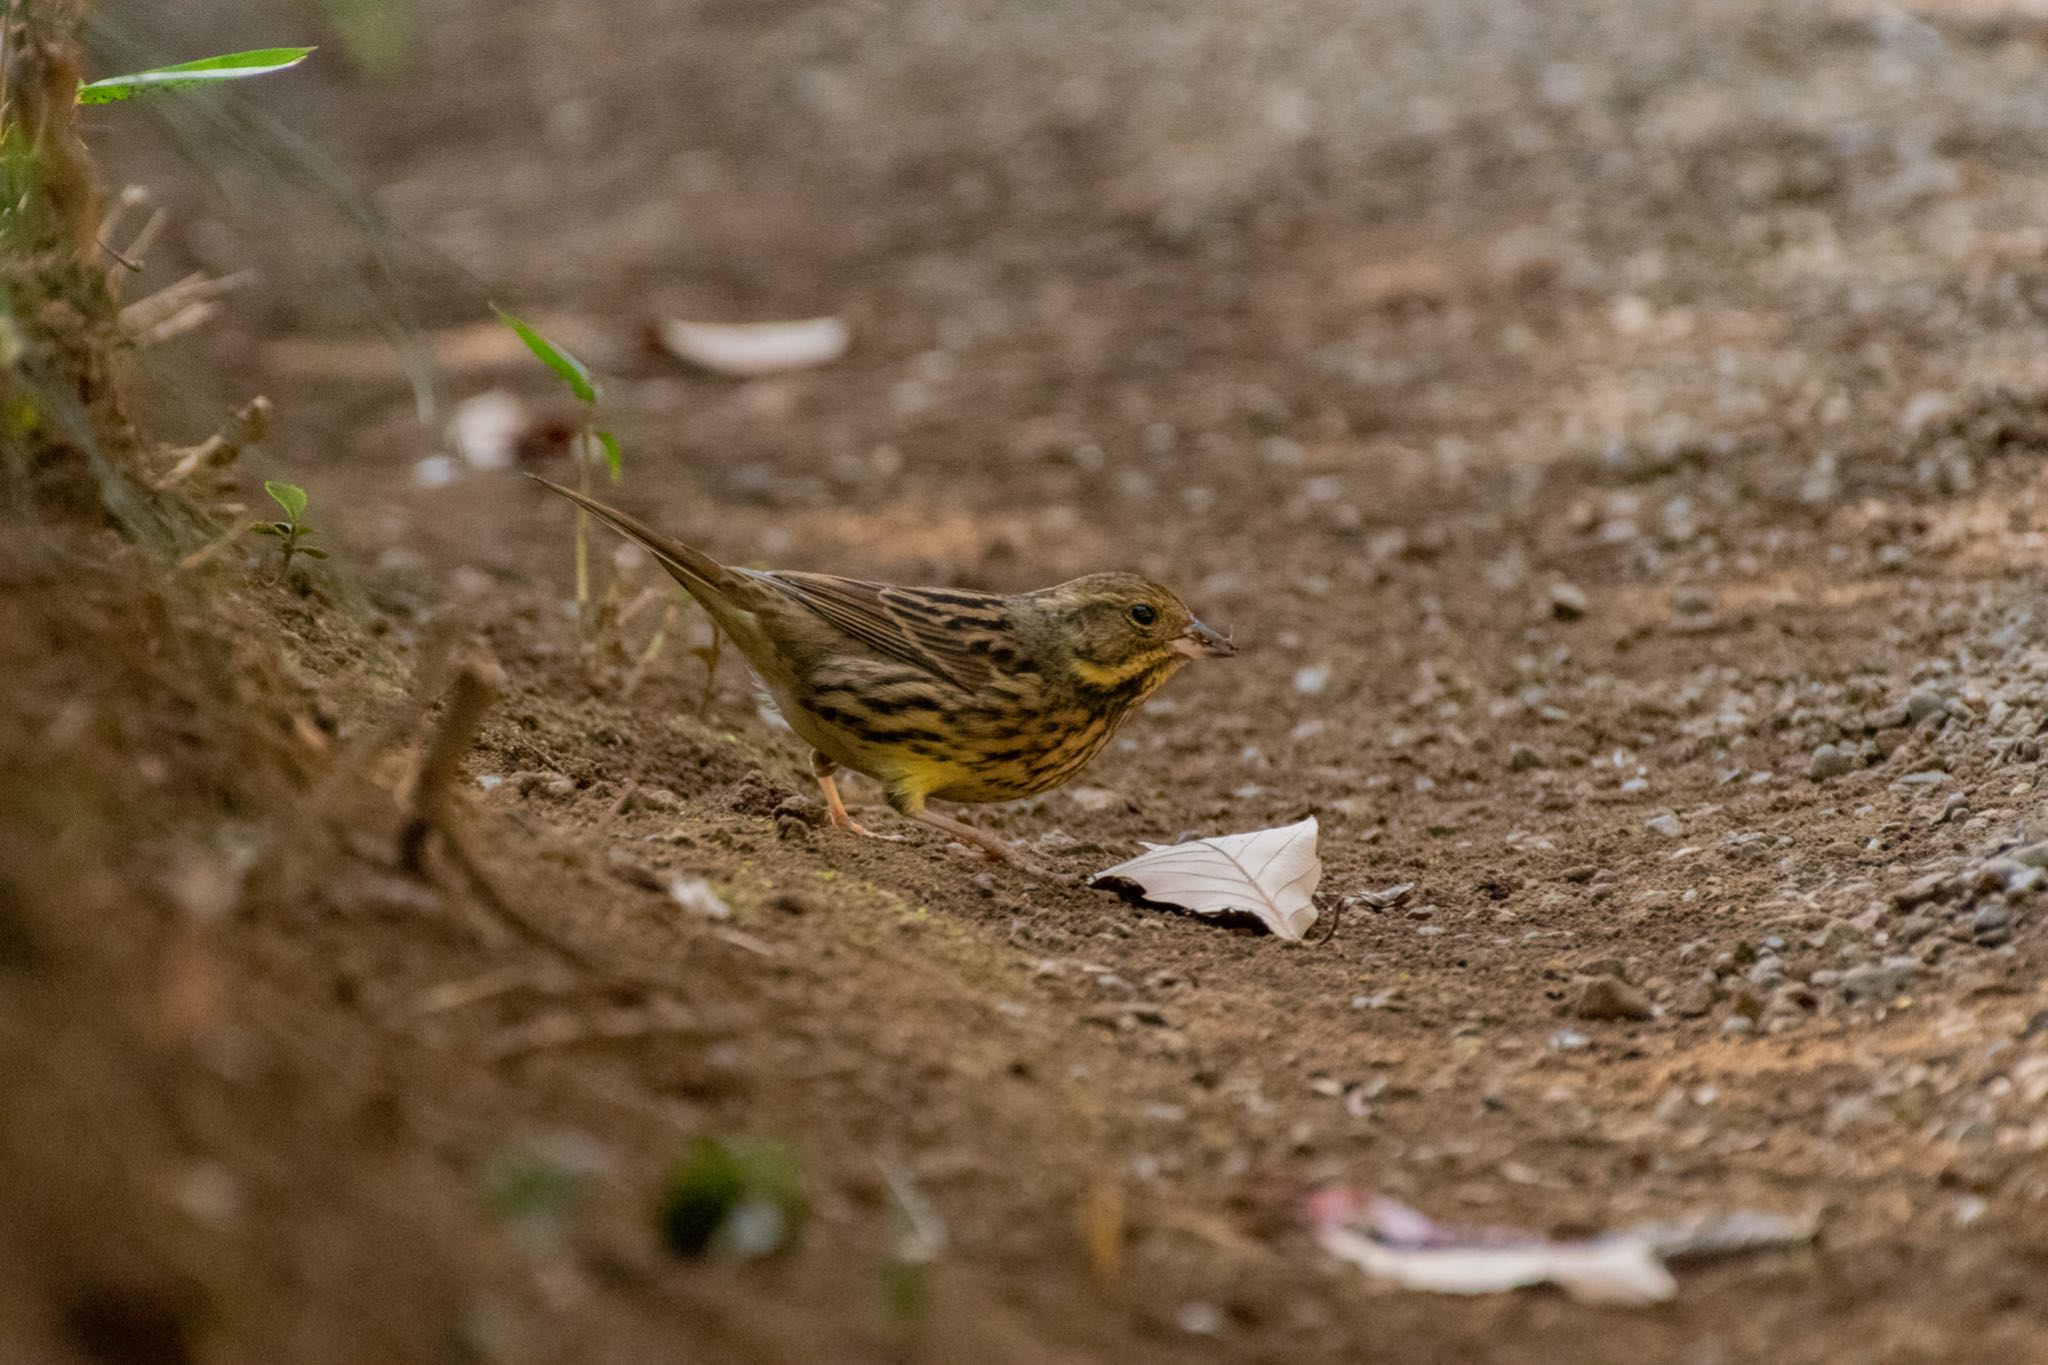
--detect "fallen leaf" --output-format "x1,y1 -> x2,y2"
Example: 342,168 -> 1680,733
1351,881 -> 1415,910
1308,1190 -> 1815,1307
1090,817 -> 1321,940
448,390 -> 530,470
655,316 -> 850,377
1309,1190 -> 1672,1305
1318,1220 -> 1674,1305
668,877 -> 732,920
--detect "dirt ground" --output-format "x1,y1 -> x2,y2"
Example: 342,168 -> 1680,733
20,0 -> 2048,1360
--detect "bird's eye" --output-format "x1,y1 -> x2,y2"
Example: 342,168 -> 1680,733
1127,603 -> 1158,627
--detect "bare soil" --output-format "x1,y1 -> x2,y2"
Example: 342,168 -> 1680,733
15,0 -> 2048,1360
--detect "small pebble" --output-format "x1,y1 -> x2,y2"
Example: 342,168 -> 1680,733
1673,981 -> 1716,1017
1572,975 -> 1654,1020
1549,582 -> 1590,620
1809,744 -> 1856,782
1293,665 -> 1332,696
1906,688 -> 1947,726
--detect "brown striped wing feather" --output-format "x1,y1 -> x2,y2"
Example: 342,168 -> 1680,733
756,571 -> 1024,693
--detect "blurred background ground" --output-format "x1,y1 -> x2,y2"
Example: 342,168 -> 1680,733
15,0 -> 2048,1360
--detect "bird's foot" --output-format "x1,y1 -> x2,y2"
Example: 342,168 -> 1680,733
914,809 -> 1073,884
816,768 -> 905,839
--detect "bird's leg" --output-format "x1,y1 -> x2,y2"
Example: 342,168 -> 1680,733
910,807 -> 1065,882
811,752 -> 902,840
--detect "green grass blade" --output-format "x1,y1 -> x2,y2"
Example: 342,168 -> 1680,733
596,428 -> 622,481
492,305 -> 598,404
78,48 -> 316,104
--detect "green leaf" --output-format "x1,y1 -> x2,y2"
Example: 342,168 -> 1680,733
596,429 -> 622,481
492,305 -> 597,403
264,480 -> 308,522
78,48 -> 316,104
250,522 -> 287,537
297,547 -> 329,559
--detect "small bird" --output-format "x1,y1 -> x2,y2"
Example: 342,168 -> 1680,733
527,475 -> 1236,867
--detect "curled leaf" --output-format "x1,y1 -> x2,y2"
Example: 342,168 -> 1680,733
1090,817 -> 1321,940
263,480 -> 307,521
655,316 -> 849,378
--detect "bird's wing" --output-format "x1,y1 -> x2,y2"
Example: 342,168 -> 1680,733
756,571 -> 1022,692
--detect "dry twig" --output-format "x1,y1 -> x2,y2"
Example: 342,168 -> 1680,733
394,653 -> 663,982
1308,897 -> 1345,946
118,269 -> 255,346
399,657 -> 503,874
155,395 -> 272,490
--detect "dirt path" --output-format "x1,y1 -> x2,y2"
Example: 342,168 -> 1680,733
35,0 -> 2048,1360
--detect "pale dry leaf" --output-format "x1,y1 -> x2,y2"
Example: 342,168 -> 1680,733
1352,882 -> 1415,910
1309,1191 -> 1674,1305
1089,817 -> 1321,940
1306,1190 -> 1809,1307
448,390 -> 530,470
656,317 -> 850,377
1315,1223 -> 1675,1306
668,877 -> 732,921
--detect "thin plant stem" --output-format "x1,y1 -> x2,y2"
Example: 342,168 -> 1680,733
622,601 -> 676,700
573,419 -> 591,630
696,624 -> 724,718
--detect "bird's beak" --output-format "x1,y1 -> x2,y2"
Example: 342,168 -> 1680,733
1172,619 -> 1238,659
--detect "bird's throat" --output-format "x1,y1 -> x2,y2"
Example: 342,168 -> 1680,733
1069,654 -> 1171,693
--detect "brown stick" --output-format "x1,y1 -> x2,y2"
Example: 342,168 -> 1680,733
154,396 -> 272,490
1308,896 -> 1345,946
398,659 -> 501,874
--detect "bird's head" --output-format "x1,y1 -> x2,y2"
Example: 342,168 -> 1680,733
1033,572 -> 1236,694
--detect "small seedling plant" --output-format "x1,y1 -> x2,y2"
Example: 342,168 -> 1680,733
250,479 -> 325,570
493,306 -> 620,631
493,307 -> 729,707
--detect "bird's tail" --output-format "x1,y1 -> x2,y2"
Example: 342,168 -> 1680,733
524,474 -> 737,600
